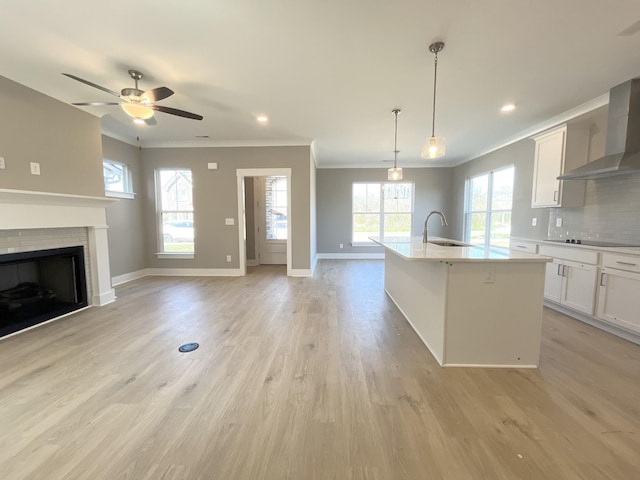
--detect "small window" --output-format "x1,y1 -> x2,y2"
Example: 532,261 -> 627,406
103,160 -> 134,198
352,182 -> 413,243
156,169 -> 194,254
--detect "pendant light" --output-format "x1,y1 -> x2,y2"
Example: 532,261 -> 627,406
388,109 -> 403,181
421,42 -> 446,159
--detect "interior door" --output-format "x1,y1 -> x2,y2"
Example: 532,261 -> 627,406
256,176 -> 288,265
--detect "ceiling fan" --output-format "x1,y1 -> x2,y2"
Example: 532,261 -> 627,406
63,69 -> 203,125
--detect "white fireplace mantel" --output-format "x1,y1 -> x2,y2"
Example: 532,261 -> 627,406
0,188 -> 117,306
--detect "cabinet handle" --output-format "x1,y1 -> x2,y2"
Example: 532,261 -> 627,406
517,245 -> 526,249
562,265 -> 568,277
557,264 -> 563,276
615,261 -> 637,267
553,190 -> 558,202
600,272 -> 606,287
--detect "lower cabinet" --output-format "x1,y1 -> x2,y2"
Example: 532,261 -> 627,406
543,259 -> 598,315
597,255 -> 640,334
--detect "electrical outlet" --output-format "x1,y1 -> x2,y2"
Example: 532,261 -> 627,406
556,218 -> 563,227
531,217 -> 537,226
30,162 -> 40,175
339,243 -> 344,249
0,156 -> 5,169
226,255 -> 231,262
225,218 -> 235,225
207,162 -> 218,170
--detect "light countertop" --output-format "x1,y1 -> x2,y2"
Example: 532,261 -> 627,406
370,236 -> 551,263
512,237 -> 640,256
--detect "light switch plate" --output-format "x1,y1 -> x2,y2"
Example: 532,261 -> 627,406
225,218 -> 235,225
556,218 -> 563,227
0,157 -> 5,169
207,162 -> 218,170
30,162 -> 40,175
531,218 -> 537,226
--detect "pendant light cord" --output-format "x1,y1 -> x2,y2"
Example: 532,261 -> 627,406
431,51 -> 438,138
393,110 -> 399,168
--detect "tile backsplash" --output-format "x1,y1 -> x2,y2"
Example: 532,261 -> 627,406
548,174 -> 640,244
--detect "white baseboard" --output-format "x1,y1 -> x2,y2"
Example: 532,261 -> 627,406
112,269 -> 147,286
289,268 -> 312,277
246,259 -> 259,267
316,253 -> 385,260
92,289 -> 116,306
147,267 -> 244,277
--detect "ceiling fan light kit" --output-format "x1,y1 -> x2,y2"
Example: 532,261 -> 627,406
421,41 -> 446,160
63,69 -> 203,125
388,108 -> 403,181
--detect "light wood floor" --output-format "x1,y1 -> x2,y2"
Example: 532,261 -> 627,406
1,260 -> 639,479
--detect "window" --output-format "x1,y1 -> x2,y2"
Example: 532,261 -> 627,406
352,182 -> 413,243
103,160 -> 134,198
156,169 -> 194,254
265,176 -> 287,240
464,166 -> 514,249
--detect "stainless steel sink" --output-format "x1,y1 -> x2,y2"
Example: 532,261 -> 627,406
428,240 -> 469,247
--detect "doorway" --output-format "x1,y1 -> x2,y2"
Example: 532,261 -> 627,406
236,168 -> 292,276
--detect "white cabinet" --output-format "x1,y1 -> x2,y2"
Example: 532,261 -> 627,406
597,253 -> 640,334
539,245 -> 599,315
509,239 -> 538,254
531,124 -> 589,208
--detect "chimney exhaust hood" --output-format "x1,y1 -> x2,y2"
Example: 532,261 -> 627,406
559,78 -> 640,180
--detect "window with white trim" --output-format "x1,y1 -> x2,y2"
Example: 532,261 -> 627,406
352,182 -> 413,244
156,169 -> 194,254
464,165 -> 514,250
103,160 -> 134,198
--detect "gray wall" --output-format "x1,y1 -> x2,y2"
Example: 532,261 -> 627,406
0,75 -> 103,196
141,145 -> 311,270
102,136 -> 147,277
316,167 -> 452,254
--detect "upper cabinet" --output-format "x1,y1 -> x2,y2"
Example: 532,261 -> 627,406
530,124 -> 589,208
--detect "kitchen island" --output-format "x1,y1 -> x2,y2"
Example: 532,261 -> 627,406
371,236 -> 551,368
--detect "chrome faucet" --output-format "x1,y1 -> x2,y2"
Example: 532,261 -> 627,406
423,211 -> 448,243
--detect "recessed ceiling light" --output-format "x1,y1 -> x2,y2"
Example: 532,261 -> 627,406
256,115 -> 269,123
501,103 -> 516,113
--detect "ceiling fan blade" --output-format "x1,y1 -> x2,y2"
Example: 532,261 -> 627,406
142,86 -> 174,103
144,116 -> 158,126
150,105 -> 203,120
62,73 -> 120,97
72,102 -> 121,106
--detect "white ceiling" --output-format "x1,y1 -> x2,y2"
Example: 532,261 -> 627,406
2,0 -> 640,168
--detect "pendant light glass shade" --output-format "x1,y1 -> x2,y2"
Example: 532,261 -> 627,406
421,136 -> 446,159
388,166 -> 403,180
388,109 -> 403,180
421,42 -> 446,159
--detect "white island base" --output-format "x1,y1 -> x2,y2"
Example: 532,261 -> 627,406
380,240 -> 548,368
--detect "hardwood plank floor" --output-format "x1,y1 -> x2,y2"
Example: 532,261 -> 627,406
1,260 -> 639,479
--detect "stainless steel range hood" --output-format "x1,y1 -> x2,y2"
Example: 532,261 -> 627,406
559,78 -> 640,180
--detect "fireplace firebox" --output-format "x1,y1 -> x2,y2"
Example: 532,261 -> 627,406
0,246 -> 88,337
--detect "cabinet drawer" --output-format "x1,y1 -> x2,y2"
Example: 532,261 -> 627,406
509,240 -> 538,254
602,253 -> 640,273
539,245 -> 599,265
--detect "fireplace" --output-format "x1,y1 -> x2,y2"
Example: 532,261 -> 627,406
0,246 -> 88,337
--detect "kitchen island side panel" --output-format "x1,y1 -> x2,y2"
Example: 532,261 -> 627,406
384,251 -> 447,364
444,262 -> 546,367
